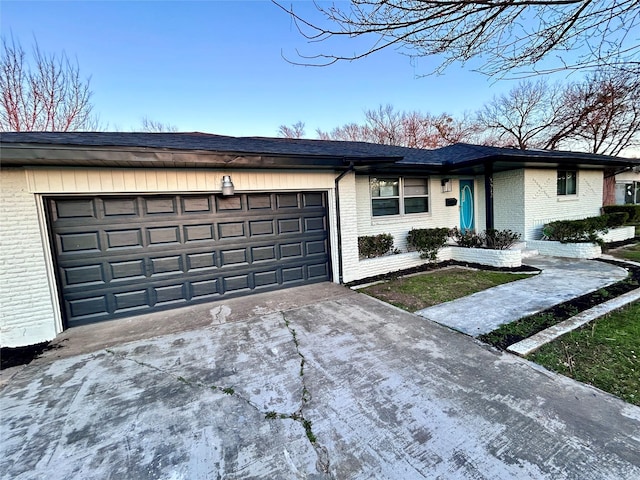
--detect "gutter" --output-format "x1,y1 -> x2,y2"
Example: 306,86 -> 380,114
334,161 -> 355,284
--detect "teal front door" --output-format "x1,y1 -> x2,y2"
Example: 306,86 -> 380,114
459,180 -> 475,233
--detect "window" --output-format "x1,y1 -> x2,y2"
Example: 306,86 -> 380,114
617,181 -> 640,204
557,170 -> 577,195
370,177 -> 429,216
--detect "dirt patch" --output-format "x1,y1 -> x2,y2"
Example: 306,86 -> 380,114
1,342 -> 64,370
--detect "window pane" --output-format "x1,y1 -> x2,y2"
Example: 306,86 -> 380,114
404,197 -> 428,214
404,178 -> 428,196
372,198 -> 399,216
557,171 -> 566,195
371,177 -> 399,198
566,171 -> 577,194
634,182 -> 640,204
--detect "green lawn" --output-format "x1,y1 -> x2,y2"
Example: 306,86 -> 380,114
529,302 -> 640,406
609,242 -> 640,262
360,267 -> 532,312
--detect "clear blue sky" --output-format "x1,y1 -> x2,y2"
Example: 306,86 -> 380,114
3,0 -> 556,137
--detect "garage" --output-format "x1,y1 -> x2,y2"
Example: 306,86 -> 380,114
47,191 -> 331,326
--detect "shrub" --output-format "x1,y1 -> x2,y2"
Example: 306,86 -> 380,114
449,227 -> 483,248
604,212 -> 629,228
358,233 -> 394,259
602,205 -> 640,223
483,229 -> 522,250
407,228 -> 450,261
542,215 -> 608,244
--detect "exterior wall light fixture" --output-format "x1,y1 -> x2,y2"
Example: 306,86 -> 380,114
441,178 -> 452,193
221,175 -> 235,196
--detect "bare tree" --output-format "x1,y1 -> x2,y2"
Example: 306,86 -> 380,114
477,72 -> 640,155
278,120 -> 306,138
0,36 -> 99,131
139,116 -> 178,133
561,70 -> 640,155
275,0 -> 640,77
316,104 -> 476,148
477,80 -> 562,149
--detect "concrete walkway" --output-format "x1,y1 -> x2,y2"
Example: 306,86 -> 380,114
1,283 -> 639,479
415,256 -> 629,336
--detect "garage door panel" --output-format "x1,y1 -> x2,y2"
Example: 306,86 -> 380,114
103,198 -> 138,217
58,232 -> 101,253
54,199 -> 97,219
147,226 -> 181,245
106,229 -> 143,249
110,260 -> 146,281
220,248 -> 247,266
218,222 -> 245,239
114,289 -> 150,312
63,264 -> 105,286
186,252 -> 217,271
48,192 -> 330,326
145,197 -> 177,215
184,224 -> 214,242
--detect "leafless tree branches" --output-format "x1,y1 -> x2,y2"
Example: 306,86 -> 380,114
278,120 -> 306,138
140,116 -> 179,133
274,0 -> 640,77
0,36 -> 99,131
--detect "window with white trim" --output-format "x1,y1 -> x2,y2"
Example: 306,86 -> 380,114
557,170 -> 577,195
370,177 -> 429,216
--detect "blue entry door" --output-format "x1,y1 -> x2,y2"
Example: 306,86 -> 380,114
459,180 -> 475,233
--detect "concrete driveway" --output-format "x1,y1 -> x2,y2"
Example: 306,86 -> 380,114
2,284 -> 639,479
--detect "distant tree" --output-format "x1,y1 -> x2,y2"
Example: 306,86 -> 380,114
477,71 -> 640,155
275,0 -> 640,77
139,116 -> 178,133
0,36 -> 99,131
316,104 -> 475,148
278,120 -> 306,138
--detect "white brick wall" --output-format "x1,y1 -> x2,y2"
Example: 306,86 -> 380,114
1,169 -> 58,347
526,240 -> 602,259
523,169 -> 603,240
493,170 -> 526,236
601,226 -> 636,243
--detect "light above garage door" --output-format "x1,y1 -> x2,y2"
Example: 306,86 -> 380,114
47,192 -> 330,326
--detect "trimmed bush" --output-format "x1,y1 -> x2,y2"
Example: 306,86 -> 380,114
407,227 -> 450,261
602,205 -> 640,223
450,227 -> 483,248
604,212 -> 629,228
358,233 -> 394,259
483,229 -> 522,250
542,215 -> 608,244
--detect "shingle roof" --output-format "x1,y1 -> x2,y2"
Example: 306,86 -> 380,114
1,132 -> 637,171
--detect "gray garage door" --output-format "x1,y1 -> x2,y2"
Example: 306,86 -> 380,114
47,192 -> 331,326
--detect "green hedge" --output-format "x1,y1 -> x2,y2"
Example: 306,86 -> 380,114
358,233 -> 395,259
602,205 -> 640,223
604,212 -> 629,228
407,228 -> 450,261
542,215 -> 608,244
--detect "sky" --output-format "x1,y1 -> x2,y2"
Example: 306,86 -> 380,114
2,1 -> 576,138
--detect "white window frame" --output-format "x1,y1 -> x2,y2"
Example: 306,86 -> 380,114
370,176 -> 429,217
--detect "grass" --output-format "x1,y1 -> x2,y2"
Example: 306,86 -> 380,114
609,241 -> 640,262
528,302 -> 640,406
360,267 -> 532,312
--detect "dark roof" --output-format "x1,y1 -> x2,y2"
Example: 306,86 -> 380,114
1,131 -> 637,173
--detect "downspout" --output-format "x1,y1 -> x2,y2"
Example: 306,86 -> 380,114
334,161 -> 354,284
484,161 -> 494,230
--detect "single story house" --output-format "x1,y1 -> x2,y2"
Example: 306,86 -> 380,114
2,132 -> 638,347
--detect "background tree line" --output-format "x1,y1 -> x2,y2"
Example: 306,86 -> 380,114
279,70 -> 640,156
